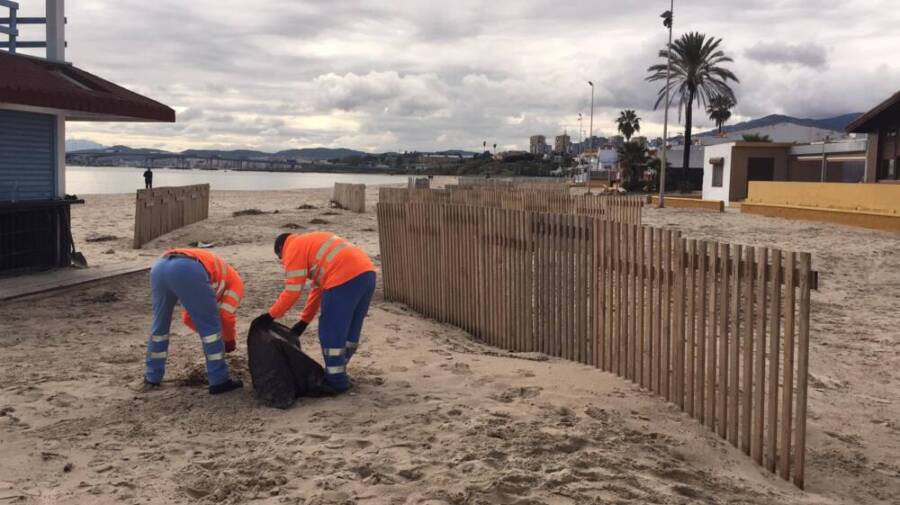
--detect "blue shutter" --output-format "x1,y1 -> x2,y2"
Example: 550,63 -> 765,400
0,110 -> 56,201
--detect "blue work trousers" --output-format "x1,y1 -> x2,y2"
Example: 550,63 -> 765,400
145,257 -> 231,386
318,271 -> 376,390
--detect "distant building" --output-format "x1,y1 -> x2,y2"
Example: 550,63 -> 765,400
583,136 -> 606,151
554,134 -> 571,154
659,145 -> 706,190
663,146 -> 705,169
609,135 -> 625,146
596,147 -> 618,170
529,135 -> 547,155
702,139 -> 868,205
418,153 -> 464,169
699,122 -> 851,146
847,90 -> 900,182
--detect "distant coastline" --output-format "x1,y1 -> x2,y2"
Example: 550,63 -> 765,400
65,166 -> 410,195
67,162 -> 412,176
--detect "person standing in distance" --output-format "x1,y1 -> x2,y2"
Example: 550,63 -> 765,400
143,167 -> 153,189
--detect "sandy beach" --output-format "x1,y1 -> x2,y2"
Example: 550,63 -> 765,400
0,186 -> 897,504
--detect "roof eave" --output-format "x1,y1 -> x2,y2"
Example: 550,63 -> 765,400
66,110 -> 176,123
846,90 -> 900,133
0,51 -> 176,123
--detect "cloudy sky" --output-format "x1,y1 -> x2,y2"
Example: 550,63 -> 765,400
18,0 -> 900,152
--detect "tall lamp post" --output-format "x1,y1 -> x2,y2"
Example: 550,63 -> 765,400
658,1 -> 674,208
588,81 -> 594,194
577,113 -> 584,146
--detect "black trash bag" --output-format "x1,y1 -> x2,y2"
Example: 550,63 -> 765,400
247,321 -> 328,409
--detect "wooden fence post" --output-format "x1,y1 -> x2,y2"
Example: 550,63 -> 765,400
373,190 -> 814,489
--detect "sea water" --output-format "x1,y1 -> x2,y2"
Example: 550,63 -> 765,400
66,166 -> 407,195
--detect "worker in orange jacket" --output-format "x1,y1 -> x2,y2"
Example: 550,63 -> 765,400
253,232 -> 376,392
146,249 -> 244,394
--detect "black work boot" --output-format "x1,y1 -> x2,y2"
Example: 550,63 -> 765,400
209,378 -> 243,395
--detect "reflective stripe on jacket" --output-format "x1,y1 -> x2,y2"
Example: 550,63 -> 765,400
267,232 -> 375,322
163,248 -> 244,342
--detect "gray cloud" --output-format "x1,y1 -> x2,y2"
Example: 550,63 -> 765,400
38,0 -> 897,152
745,42 -> 828,69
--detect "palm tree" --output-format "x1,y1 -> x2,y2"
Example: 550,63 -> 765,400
616,110 -> 642,142
647,32 -> 739,182
616,141 -> 650,191
706,95 -> 735,135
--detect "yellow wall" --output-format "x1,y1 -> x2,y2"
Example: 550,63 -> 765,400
648,195 -> 724,211
747,182 -> 900,215
742,203 -> 900,232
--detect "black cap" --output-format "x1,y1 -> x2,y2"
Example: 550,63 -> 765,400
274,233 -> 291,258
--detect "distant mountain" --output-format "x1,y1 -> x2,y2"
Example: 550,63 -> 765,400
68,145 -> 369,161
88,145 -> 172,155
697,113 -> 863,137
275,148 -> 367,160
66,139 -> 106,152
180,149 -> 270,159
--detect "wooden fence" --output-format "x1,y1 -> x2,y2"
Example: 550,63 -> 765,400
332,183 -> 366,213
408,177 -> 431,190
379,187 -> 643,225
648,195 -> 725,212
377,202 -> 815,488
133,184 -> 209,248
456,176 -> 566,190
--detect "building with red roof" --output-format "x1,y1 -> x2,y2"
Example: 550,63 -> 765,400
0,0 -> 174,272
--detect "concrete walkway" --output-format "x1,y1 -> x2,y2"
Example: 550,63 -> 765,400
0,262 -> 148,302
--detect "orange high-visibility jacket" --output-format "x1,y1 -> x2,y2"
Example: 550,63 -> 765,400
267,232 -> 375,323
162,249 -> 244,345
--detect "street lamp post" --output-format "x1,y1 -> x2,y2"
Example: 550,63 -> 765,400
658,0 -> 674,208
578,113 -> 584,146
588,81 -> 594,194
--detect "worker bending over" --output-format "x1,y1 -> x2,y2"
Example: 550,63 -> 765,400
254,232 -> 376,393
146,249 -> 244,394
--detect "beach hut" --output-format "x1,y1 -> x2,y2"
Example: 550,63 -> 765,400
0,0 -> 174,273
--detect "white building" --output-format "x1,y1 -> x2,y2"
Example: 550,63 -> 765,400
702,139 -> 868,205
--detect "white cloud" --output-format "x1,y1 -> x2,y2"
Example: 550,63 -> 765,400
42,0 -> 900,152
745,42 -> 828,69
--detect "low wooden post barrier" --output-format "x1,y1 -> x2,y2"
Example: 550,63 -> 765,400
332,183 -> 366,213
376,200 -> 816,488
133,184 -> 209,249
648,195 -> 724,212
378,187 -> 643,225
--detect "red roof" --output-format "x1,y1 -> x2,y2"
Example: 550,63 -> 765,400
0,51 -> 175,122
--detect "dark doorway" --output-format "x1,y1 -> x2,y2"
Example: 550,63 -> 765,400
748,157 -> 775,181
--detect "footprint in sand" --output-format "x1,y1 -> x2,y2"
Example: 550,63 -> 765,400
440,362 -> 472,375
491,386 -> 542,403
46,392 -> 80,409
